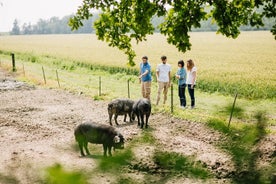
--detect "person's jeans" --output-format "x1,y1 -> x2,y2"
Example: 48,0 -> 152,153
187,84 -> 195,107
178,84 -> 186,107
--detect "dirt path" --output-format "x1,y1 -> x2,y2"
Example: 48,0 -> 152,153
0,69 -> 275,184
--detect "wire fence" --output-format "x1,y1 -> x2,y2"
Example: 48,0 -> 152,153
0,54 -> 178,112
0,53 -> 243,126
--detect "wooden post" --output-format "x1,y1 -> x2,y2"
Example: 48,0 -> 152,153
42,66 -> 46,84
127,79 -> 130,98
11,53 -> 16,72
56,70 -> 60,87
99,76 -> 101,96
171,83 -> 174,113
22,64 -> 25,76
228,93 -> 238,128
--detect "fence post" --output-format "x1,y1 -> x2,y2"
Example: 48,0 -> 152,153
22,64 -> 25,76
56,70 -> 60,87
127,79 -> 130,98
171,83 -> 174,113
99,76 -> 101,96
42,66 -> 46,84
228,93 -> 238,128
11,53 -> 16,72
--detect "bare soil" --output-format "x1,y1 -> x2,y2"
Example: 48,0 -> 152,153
0,69 -> 275,184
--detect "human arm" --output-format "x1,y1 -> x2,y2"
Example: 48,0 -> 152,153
156,71 -> 159,82
139,70 -> 149,79
191,71 -> 197,89
168,71 -> 172,86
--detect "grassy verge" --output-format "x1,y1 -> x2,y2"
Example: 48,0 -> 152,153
207,111 -> 275,183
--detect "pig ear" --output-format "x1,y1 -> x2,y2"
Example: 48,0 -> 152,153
113,136 -> 120,143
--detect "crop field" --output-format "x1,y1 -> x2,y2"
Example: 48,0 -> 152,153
0,31 -> 275,99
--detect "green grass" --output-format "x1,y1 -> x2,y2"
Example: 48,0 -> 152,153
97,149 -> 133,172
153,151 -> 211,179
44,164 -> 87,184
132,129 -> 156,144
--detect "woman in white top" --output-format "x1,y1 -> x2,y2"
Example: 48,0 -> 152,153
186,59 -> 197,109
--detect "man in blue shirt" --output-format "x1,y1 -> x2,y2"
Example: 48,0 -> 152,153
139,56 -> 152,101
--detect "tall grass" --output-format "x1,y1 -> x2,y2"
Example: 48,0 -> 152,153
0,32 -> 275,99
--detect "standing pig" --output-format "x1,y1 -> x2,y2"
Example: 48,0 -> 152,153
74,122 -> 124,157
132,98 -> 151,129
108,98 -> 134,126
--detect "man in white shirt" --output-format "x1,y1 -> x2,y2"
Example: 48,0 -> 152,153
156,56 -> 172,105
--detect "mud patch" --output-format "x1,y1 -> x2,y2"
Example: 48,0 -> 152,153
0,79 -> 34,91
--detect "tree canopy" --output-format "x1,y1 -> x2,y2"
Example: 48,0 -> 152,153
11,19 -> 20,35
69,0 -> 276,66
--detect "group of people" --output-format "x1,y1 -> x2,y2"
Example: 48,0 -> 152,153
138,56 -> 197,109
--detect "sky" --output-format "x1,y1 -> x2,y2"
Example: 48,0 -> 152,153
0,0 -> 83,32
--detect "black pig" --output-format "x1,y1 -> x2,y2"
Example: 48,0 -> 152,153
132,98 -> 151,129
108,98 -> 134,125
74,122 -> 124,157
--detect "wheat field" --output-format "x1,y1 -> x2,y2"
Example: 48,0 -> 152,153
0,31 -> 275,98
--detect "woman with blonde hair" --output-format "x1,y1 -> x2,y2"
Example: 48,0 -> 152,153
186,59 -> 197,109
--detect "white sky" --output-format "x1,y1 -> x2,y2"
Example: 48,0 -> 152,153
0,0 -> 83,32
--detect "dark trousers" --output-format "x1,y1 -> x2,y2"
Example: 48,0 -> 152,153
187,84 -> 195,107
178,84 -> 186,107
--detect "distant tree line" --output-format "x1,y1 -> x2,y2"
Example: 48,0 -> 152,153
10,14 -> 99,35
10,12 -> 274,35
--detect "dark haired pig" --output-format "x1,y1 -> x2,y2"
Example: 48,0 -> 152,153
108,98 -> 134,125
74,122 -> 124,157
132,98 -> 151,129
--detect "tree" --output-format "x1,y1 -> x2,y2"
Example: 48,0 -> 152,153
69,0 -> 275,66
11,19 -> 20,35
22,23 -> 32,34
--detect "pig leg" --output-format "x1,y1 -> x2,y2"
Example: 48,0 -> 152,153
128,112 -> 133,123
84,141 -> 91,155
140,113 -> 144,129
137,112 -> 140,127
114,114 -> 119,125
145,113 -> 150,128
103,144 -> 108,157
78,141 -> 85,157
123,114 -> 127,122
108,146 -> 112,157
109,114 -> 113,126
